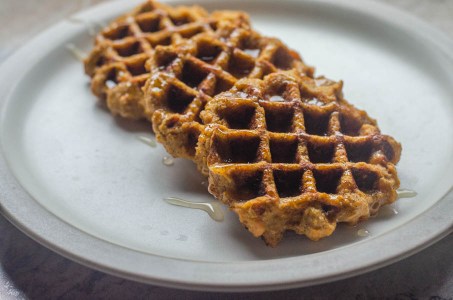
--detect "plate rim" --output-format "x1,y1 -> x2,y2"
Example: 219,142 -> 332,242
0,0 -> 453,292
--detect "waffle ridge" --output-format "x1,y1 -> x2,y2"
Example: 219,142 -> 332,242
84,0 -> 250,120
144,24 -> 314,159
196,72 -> 401,246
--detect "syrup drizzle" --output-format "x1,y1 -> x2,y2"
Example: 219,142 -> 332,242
164,197 -> 224,222
162,156 -> 174,166
65,44 -> 86,61
357,229 -> 370,237
397,189 -> 417,199
137,135 -> 157,148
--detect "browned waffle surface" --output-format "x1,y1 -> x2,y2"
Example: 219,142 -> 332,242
196,72 -> 401,246
144,25 -> 314,159
85,0 -> 250,120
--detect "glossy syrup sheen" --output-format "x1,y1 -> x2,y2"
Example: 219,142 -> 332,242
66,44 -> 86,61
397,189 -> 417,199
136,135 -> 157,148
164,197 -> 224,222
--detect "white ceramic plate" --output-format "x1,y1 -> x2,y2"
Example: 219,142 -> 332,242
1,0 -> 452,292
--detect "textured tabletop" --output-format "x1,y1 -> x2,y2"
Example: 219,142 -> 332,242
1,0 -> 453,299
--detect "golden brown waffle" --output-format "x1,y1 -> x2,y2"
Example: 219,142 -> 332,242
196,71 -> 401,246
84,0 -> 250,120
144,25 -> 314,160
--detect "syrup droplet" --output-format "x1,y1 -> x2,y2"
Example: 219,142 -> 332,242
397,189 -> 417,199
243,48 -> 260,58
137,135 -> 156,148
105,80 -> 117,89
162,156 -> 174,166
235,91 -> 250,98
176,234 -> 188,241
151,87 -> 162,94
269,95 -> 285,102
376,205 -> 399,218
314,77 -> 335,86
357,229 -> 370,237
200,56 -> 215,63
306,97 -> 324,106
164,197 -> 224,222
65,43 -> 86,61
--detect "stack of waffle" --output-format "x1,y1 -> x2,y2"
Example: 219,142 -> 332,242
84,0 -> 401,246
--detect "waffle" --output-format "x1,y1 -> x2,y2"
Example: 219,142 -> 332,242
196,71 -> 401,246
144,24 -> 314,160
84,0 -> 250,120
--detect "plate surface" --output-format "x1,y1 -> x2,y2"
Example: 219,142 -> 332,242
1,0 -> 453,291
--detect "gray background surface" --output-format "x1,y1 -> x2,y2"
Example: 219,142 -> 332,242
1,0 -> 452,299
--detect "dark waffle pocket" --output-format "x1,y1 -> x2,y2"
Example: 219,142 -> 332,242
213,133 -> 261,164
273,169 -> 303,198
